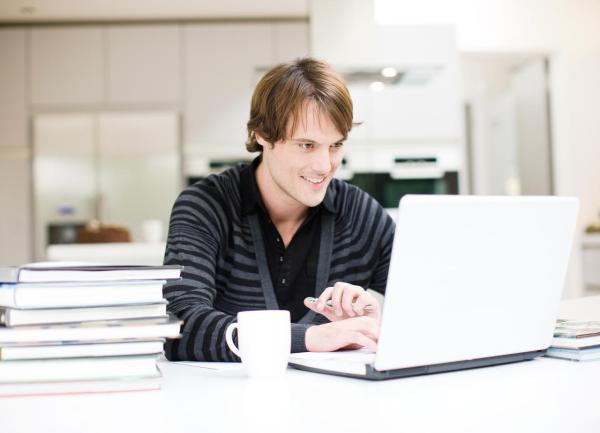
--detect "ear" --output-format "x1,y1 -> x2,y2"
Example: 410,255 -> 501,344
254,132 -> 273,149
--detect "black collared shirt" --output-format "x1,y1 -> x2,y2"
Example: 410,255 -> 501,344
240,156 -> 335,322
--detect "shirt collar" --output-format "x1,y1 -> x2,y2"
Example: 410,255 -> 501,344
240,154 -> 336,216
240,155 -> 266,216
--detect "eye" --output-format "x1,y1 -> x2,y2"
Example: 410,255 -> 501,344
331,142 -> 344,150
299,142 -> 314,151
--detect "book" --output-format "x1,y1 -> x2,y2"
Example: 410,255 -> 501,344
554,319 -> 600,337
0,262 -> 182,283
551,320 -> 600,349
0,316 -> 182,344
0,354 -> 160,383
552,335 -> 600,349
546,346 -> 600,362
0,339 -> 165,361
288,349 -> 376,376
0,280 -> 166,309
0,375 -> 162,398
0,302 -> 167,326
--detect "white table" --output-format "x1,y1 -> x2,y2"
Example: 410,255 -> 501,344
1,298 -> 599,433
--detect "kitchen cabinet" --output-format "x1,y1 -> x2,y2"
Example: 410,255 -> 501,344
183,21 -> 309,152
311,10 -> 464,144
96,111 -> 180,241
184,23 -> 274,150
345,61 -> 463,143
367,63 -> 463,141
0,150 -> 33,265
32,111 -> 180,260
33,114 -> 96,260
29,26 -> 104,106
0,28 -> 27,148
0,20 -> 311,263
106,24 -> 181,105
273,22 -> 309,63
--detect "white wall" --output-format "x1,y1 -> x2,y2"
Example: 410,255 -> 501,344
375,0 -> 600,51
461,56 -> 519,196
376,0 -> 600,297
512,60 -> 552,195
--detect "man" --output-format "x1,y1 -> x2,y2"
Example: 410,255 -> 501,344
164,58 -> 395,361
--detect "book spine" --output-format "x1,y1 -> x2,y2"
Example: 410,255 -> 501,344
0,286 -> 18,309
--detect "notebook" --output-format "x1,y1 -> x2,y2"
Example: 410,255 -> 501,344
0,262 -> 182,284
288,195 -> 579,380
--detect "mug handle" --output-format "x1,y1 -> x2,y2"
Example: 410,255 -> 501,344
225,323 -> 241,357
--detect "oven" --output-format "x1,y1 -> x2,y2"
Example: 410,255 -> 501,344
337,146 -> 462,213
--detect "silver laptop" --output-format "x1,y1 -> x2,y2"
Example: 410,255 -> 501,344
288,195 -> 579,380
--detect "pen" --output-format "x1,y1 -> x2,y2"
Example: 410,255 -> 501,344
306,297 -> 375,311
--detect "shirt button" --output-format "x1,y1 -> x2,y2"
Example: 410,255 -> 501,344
279,256 -> 284,262
276,237 -> 281,243
281,278 -> 286,284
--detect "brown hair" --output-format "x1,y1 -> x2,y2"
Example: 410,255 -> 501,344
246,57 -> 355,152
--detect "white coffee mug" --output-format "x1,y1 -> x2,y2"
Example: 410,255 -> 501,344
225,310 -> 291,378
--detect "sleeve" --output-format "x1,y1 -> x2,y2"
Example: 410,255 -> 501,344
162,186 -> 239,362
368,210 -> 396,295
290,323 -> 311,353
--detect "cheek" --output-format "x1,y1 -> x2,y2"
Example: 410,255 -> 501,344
330,153 -> 344,170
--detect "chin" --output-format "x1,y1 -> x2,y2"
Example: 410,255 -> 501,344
300,194 -> 326,208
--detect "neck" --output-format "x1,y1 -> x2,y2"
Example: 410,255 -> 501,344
255,160 -> 308,225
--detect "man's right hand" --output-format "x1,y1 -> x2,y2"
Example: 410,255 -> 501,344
304,316 -> 379,352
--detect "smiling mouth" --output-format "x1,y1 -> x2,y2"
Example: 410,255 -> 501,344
301,176 -> 326,185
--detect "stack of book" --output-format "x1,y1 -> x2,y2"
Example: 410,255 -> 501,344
546,319 -> 600,361
0,262 -> 182,397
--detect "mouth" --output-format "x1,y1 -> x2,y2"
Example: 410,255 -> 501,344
301,175 -> 327,186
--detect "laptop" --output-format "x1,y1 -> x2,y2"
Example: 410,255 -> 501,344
288,195 -> 579,380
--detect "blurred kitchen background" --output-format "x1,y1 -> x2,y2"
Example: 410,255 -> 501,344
1,0 -> 599,298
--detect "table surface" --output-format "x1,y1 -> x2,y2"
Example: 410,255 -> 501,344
1,297 -> 599,433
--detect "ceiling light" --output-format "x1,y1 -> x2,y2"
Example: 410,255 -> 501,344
381,67 -> 397,78
370,81 -> 385,92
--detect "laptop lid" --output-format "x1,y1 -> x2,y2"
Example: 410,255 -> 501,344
374,195 -> 579,372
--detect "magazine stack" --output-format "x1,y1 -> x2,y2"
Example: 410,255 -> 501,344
546,319 -> 600,362
0,262 -> 182,397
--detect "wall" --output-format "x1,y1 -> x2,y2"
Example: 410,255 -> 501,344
376,0 -> 600,298
461,56 -> 519,196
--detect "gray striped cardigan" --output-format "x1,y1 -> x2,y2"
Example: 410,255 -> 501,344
163,162 -> 395,361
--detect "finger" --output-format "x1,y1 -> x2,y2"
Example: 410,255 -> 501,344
303,297 -> 319,313
353,292 -> 378,316
341,286 -> 359,317
304,297 -> 339,322
363,316 -> 380,340
316,287 -> 334,312
331,283 -> 345,317
346,331 -> 377,352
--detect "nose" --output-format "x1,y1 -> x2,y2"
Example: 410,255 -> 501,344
310,145 -> 333,175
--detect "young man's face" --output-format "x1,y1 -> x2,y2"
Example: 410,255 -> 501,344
257,102 -> 345,209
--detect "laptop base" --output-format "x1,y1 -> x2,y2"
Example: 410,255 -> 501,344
288,349 -> 547,380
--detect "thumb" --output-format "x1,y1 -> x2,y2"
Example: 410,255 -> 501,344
303,297 -> 320,313
304,297 -> 337,322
